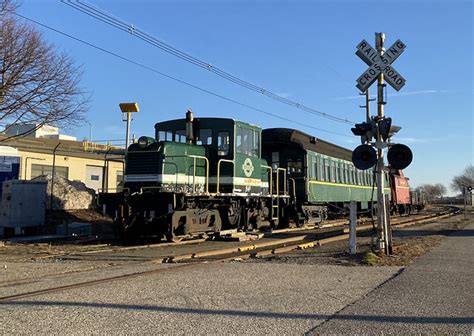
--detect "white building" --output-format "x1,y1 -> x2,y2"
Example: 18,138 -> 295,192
4,124 -> 77,141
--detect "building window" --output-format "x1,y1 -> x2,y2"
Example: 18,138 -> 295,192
116,171 -> 124,188
31,164 -> 69,179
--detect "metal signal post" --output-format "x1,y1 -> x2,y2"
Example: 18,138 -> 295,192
353,32 -> 411,255
375,33 -> 391,254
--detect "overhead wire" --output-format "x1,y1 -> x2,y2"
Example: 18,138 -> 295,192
61,0 -> 355,125
13,13 -> 352,138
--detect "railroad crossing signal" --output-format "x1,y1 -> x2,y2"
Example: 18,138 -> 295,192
356,39 -> 406,92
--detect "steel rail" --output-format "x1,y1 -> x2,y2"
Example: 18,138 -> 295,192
0,207 -> 460,303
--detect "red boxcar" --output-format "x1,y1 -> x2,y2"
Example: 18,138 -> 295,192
390,169 -> 411,214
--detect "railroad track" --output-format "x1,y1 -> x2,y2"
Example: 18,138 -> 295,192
0,205 -> 460,303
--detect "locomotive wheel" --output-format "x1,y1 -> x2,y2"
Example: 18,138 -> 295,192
227,204 -> 241,227
119,213 -> 142,243
166,215 -> 185,243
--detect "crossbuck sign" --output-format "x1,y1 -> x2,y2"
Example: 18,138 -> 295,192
356,39 -> 406,92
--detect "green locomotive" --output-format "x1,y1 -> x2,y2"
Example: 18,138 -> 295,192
116,111 -> 283,241
104,111 -> 389,241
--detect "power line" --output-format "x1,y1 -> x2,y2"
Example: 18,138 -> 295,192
14,13 -> 352,138
61,0 -> 355,125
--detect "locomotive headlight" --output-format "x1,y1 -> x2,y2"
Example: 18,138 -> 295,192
138,136 -> 155,148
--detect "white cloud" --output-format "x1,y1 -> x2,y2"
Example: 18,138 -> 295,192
276,92 -> 291,99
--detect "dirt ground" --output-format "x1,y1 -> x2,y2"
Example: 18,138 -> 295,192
250,210 -> 471,267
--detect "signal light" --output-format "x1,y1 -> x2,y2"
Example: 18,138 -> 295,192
378,117 -> 392,141
351,122 -> 375,144
468,186 -> 473,192
352,144 -> 377,170
351,122 -> 372,136
387,144 -> 413,170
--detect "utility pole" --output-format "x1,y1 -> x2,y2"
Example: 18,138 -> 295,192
359,88 -> 374,123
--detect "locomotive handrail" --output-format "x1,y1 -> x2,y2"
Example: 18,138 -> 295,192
289,178 -> 297,203
216,159 -> 235,194
261,165 -> 272,195
188,154 -> 209,194
163,154 -> 209,194
276,167 -> 287,196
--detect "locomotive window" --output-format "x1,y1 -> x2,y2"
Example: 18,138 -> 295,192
175,130 -> 186,143
217,131 -> 230,156
158,130 -> 173,142
197,129 -> 212,145
244,128 -> 253,155
254,131 -> 260,157
271,152 -> 279,169
236,127 -> 242,153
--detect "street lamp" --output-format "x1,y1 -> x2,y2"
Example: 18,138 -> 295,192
85,121 -> 92,142
119,102 -> 140,149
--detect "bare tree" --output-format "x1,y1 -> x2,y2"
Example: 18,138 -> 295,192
451,165 -> 474,194
416,183 -> 447,203
0,0 -> 88,140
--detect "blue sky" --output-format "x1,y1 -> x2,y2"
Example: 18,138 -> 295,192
17,0 -> 473,194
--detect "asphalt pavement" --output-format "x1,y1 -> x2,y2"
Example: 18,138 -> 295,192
1,218 -> 472,335
308,221 -> 474,335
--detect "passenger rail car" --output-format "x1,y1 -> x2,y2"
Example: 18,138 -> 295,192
262,128 -> 390,224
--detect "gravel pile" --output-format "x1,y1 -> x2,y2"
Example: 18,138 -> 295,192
33,175 -> 95,210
